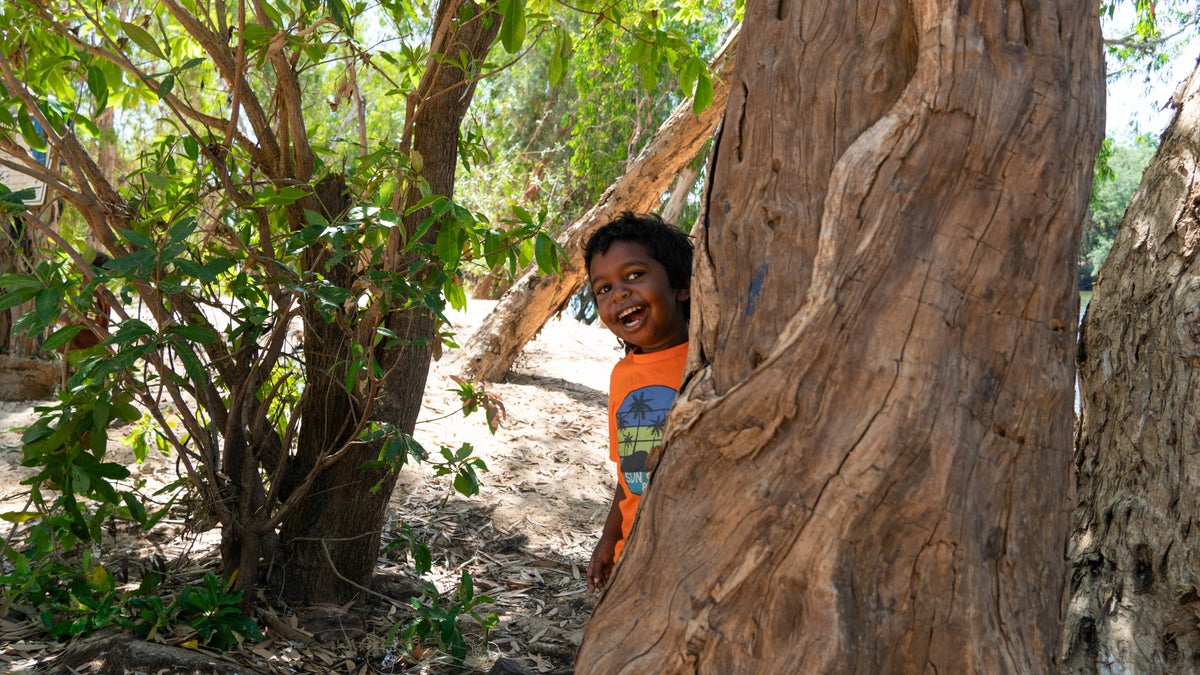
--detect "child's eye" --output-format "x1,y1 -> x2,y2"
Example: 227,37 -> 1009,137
594,284 -> 610,296
626,271 -> 643,280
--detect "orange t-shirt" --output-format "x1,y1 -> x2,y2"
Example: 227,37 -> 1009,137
607,341 -> 688,560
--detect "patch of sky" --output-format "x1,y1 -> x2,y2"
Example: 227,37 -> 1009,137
1104,4 -> 1199,141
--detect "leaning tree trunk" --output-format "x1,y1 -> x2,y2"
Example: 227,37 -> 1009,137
275,0 -> 500,603
1063,59 -> 1200,672
453,29 -> 738,382
577,0 -> 1102,673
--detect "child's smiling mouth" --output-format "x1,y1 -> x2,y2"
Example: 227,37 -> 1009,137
617,305 -> 647,329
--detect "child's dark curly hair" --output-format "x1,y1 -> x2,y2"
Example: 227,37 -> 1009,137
583,212 -> 693,292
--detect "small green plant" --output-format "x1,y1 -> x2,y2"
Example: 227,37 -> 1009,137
380,524 -> 497,666
1,533 -> 261,649
449,376 -> 506,433
14,551 -> 123,640
399,570 -> 498,665
173,571 -> 263,649
124,573 -> 171,639
431,443 -> 489,499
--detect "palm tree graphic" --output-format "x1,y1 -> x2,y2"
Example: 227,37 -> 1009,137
650,415 -> 666,438
621,431 -> 636,452
627,391 -> 654,422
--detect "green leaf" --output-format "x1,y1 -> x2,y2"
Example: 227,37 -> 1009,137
90,462 -> 132,480
43,325 -> 84,351
680,55 -> 701,96
157,74 -> 176,100
0,273 -> 43,289
548,51 -> 563,87
122,492 -> 149,526
692,70 -> 714,114
143,171 -> 169,191
86,65 -> 108,112
412,540 -> 432,575
0,511 -> 41,524
453,471 -> 478,497
173,258 -> 225,283
498,0 -> 526,53
640,58 -> 658,91
403,194 -> 445,216
120,21 -> 166,60
435,225 -> 461,267
167,217 -> 199,243
109,319 -> 157,343
165,324 -> 220,344
170,342 -> 205,385
116,228 -> 155,249
112,399 -> 142,423
533,233 -> 559,274
252,185 -> 309,206
344,358 -> 362,392
460,569 -> 474,602
325,0 -> 352,31
0,287 -> 37,311
549,28 -> 572,87
34,288 -> 60,323
241,22 -> 275,47
17,111 -> 45,153
444,279 -> 466,311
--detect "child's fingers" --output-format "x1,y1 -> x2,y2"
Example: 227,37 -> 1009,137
587,564 -> 606,594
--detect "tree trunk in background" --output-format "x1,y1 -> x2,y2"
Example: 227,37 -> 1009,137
577,0 -> 1102,672
660,158 -> 703,227
275,0 -> 500,603
0,209 -> 60,398
1,208 -> 57,359
454,30 -> 738,382
1063,61 -> 1200,672
0,217 -> 27,355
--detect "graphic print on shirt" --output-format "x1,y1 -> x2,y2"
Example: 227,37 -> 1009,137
614,384 -> 677,496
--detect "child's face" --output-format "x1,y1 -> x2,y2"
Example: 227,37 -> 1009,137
588,240 -> 689,353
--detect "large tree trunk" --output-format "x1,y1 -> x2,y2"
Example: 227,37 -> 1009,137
1063,59 -> 1200,672
275,0 -> 500,602
577,0 -> 1102,672
453,30 -> 738,382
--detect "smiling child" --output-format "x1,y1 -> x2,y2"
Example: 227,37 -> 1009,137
582,212 -> 692,593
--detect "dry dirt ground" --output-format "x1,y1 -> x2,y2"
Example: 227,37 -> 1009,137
0,301 -> 625,674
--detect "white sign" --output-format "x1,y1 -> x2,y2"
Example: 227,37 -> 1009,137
0,135 -> 49,206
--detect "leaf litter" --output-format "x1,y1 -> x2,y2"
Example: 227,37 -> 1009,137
0,301 -> 620,674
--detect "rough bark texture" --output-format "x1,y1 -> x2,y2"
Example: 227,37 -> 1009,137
577,1 -> 1102,673
453,31 -> 738,382
1063,60 -> 1200,672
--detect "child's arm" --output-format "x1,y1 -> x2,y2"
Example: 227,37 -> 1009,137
587,484 -> 626,593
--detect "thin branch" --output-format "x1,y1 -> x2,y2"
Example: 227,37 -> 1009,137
161,0 -> 282,165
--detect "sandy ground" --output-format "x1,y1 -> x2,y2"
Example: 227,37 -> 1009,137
0,301 -> 625,673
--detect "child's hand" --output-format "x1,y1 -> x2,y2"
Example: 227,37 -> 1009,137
587,537 -> 617,593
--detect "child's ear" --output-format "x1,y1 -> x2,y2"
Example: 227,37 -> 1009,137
676,286 -> 690,302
